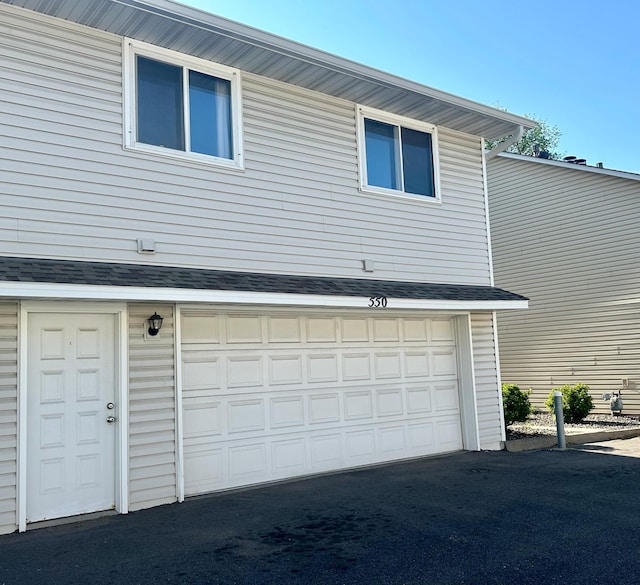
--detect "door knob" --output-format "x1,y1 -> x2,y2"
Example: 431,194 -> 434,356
106,416 -> 116,423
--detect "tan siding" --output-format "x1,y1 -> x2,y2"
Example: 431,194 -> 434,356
471,313 -> 503,449
0,303 -> 18,534
489,156 -> 640,414
1,3 -> 492,286
128,304 -> 176,511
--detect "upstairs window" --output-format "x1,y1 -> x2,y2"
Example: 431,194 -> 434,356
124,40 -> 243,167
358,107 -> 439,200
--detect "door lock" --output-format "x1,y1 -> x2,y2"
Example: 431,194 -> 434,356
106,402 -> 115,410
106,416 -> 116,423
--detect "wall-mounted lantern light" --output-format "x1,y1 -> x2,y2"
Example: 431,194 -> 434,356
147,312 -> 164,337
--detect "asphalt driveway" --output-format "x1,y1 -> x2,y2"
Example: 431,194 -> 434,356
2,439 -> 640,585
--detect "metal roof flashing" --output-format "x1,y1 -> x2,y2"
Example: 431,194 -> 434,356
2,0 -> 533,140
495,153 -> 640,181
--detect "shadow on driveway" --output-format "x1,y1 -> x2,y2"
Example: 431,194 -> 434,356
2,442 -> 640,585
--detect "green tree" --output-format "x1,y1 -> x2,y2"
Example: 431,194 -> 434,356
486,113 -> 563,159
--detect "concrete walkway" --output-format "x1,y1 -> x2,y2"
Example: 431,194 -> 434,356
2,439 -> 640,585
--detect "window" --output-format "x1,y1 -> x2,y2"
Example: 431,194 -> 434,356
358,107 -> 439,199
124,40 -> 242,167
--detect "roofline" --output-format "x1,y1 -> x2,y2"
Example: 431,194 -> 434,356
0,281 -> 528,310
146,0 -> 534,130
1,0 -> 534,138
495,152 -> 640,181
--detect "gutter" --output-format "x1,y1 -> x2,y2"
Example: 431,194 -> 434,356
485,125 -> 524,160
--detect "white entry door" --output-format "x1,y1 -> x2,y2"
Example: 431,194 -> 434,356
27,313 -> 116,523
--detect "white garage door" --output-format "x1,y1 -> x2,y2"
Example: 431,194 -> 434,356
181,311 -> 463,496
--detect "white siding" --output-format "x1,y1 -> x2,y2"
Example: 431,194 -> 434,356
489,156 -> 640,414
0,303 -> 18,534
471,313 -> 503,449
0,3 -> 492,286
128,305 -> 176,511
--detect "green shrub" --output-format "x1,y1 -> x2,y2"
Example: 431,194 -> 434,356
545,383 -> 594,423
502,383 -> 532,425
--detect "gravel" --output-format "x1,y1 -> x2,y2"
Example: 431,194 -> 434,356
506,412 -> 640,440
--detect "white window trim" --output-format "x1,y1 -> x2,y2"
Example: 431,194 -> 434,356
123,38 -> 244,170
356,105 -> 441,202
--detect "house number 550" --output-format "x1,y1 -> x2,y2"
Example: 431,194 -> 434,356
368,296 -> 388,308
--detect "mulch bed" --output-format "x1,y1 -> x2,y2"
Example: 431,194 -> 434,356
506,412 -> 640,440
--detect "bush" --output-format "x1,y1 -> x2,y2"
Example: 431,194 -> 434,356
545,383 -> 593,423
502,383 -> 532,425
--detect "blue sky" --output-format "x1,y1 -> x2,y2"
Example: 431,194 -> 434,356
181,0 -> 639,173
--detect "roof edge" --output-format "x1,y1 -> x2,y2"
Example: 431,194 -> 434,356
145,0 -> 534,132
495,152 -> 640,181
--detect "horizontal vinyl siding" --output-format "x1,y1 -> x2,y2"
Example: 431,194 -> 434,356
128,304 -> 176,511
470,313 -> 503,449
0,303 -> 18,534
1,3 -> 491,286
489,156 -> 640,413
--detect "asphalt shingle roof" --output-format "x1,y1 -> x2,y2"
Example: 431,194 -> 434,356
0,257 -> 527,302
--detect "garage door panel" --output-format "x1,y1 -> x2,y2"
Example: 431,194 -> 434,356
432,350 -> 457,376
403,319 -> 429,342
310,434 -> 343,468
268,355 -> 303,385
341,318 -> 369,342
184,447 -> 223,496
182,312 -> 463,495
344,391 -> 373,420
374,352 -> 402,378
307,355 -> 339,383
228,443 -> 267,481
182,314 -> 221,343
309,393 -> 340,424
376,389 -> 403,417
407,387 -> 432,413
270,396 -> 304,428
408,422 -> 436,451
432,319 -> 455,341
271,438 -> 306,476
182,357 -> 220,390
228,399 -> 265,433
342,353 -> 371,381
183,401 -> 221,438
345,429 -> 376,462
226,316 -> 262,343
267,316 -> 302,343
307,317 -> 337,342
373,319 -> 400,342
435,418 -> 464,451
405,352 -> 429,377
434,383 -> 460,412
378,426 -> 406,455
227,356 -> 263,388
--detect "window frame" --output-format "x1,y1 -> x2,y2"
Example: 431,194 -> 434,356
356,105 -> 441,202
123,39 -> 244,169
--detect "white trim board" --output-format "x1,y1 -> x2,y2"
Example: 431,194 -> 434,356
0,282 -> 528,311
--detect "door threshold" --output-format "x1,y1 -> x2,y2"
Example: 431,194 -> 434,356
27,509 -> 118,531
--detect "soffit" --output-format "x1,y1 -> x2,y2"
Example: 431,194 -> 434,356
2,0 -> 534,140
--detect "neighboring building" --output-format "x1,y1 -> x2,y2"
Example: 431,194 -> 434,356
488,152 -> 640,414
0,0 -> 530,534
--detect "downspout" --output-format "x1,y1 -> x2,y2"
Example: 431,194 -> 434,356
485,125 -> 524,160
